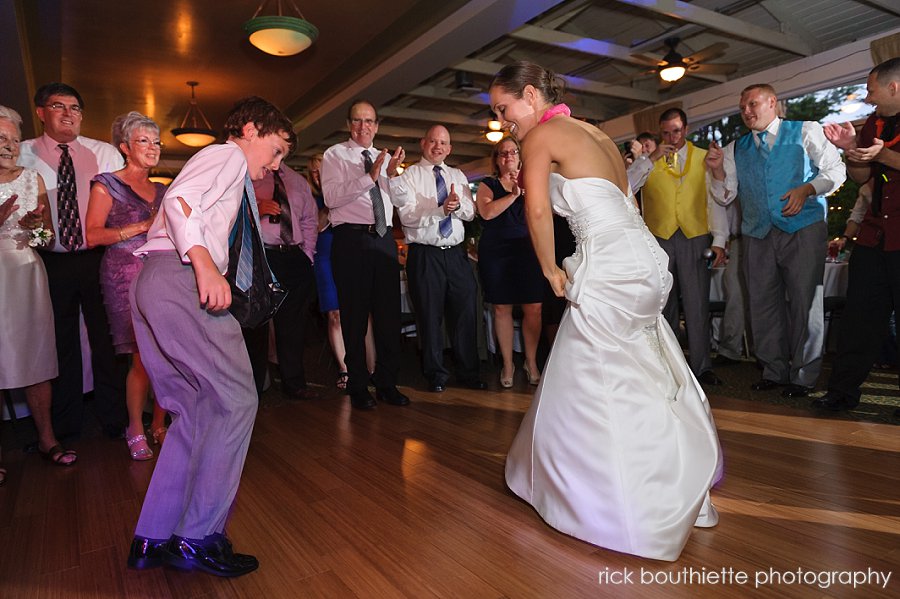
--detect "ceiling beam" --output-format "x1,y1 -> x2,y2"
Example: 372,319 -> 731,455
511,25 -> 657,66
510,24 -> 728,84
292,0 -> 566,153
456,58 -> 660,103
614,0 -> 813,56
759,0 -> 824,54
405,86 -> 491,107
854,0 -> 900,18
379,106 -> 484,127
599,28 -> 893,141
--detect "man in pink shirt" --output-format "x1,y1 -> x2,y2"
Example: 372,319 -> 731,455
18,83 -> 127,443
321,100 -> 408,410
127,96 -> 295,577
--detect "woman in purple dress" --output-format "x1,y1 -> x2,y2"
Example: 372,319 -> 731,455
85,111 -> 166,460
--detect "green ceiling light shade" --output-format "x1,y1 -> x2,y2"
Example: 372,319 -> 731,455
245,1 -> 319,57
171,81 -> 217,148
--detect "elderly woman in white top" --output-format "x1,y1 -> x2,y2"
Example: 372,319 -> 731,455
0,105 -> 76,473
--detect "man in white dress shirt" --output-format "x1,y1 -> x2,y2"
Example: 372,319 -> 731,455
127,96 -> 295,577
321,100 -> 408,410
706,84 -> 846,397
389,125 -> 486,392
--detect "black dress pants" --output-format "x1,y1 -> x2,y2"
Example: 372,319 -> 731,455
40,249 -> 126,439
242,247 -> 316,394
406,243 -> 479,384
828,243 -> 900,401
330,226 -> 401,395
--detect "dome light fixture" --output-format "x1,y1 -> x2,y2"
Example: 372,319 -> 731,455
245,0 -> 319,57
171,82 -> 217,147
658,38 -> 687,83
485,117 -> 504,143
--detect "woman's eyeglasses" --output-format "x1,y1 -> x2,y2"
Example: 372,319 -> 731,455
133,137 -> 164,149
498,149 -> 519,158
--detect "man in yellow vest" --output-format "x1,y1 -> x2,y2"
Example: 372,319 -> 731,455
630,108 -> 728,385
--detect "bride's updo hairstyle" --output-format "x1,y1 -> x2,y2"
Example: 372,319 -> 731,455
491,61 -> 566,105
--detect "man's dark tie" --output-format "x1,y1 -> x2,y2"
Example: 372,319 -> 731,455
433,165 -> 453,239
757,131 -> 770,159
272,169 -> 293,244
872,115 -> 896,216
363,150 -> 388,237
57,144 -> 83,251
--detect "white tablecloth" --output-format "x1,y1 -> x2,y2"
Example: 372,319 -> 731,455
710,261 -> 848,302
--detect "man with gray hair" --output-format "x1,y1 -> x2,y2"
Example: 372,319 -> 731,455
18,83 -> 126,440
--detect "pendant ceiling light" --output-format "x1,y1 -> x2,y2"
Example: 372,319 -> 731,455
245,0 -> 319,57
171,82 -> 217,147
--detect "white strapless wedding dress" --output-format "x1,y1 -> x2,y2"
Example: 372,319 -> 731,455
505,174 -> 723,562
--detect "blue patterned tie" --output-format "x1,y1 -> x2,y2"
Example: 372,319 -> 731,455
235,175 -> 261,292
757,131 -> 770,159
56,144 -> 83,251
363,150 -> 388,236
433,165 -> 453,239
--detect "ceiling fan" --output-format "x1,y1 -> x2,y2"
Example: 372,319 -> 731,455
632,37 -> 738,87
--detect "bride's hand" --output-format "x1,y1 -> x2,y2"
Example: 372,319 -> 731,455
547,267 -> 567,298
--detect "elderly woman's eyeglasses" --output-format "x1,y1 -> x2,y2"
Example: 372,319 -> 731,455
133,137 -> 164,149
44,102 -> 83,115
498,149 -> 519,158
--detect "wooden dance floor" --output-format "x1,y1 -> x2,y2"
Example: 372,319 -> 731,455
1,383 -> 897,598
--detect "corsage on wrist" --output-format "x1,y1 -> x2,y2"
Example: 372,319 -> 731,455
28,226 -> 54,248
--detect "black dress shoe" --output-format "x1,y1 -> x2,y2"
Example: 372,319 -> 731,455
349,390 -> 377,410
781,384 -> 812,398
712,354 -> 741,367
697,370 -> 723,386
206,533 -> 259,570
127,536 -> 171,570
810,392 -> 859,412
376,387 -> 410,406
460,379 -> 488,390
751,378 -> 782,391
165,535 -> 258,577
427,380 -> 446,393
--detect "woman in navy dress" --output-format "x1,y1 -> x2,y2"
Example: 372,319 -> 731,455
476,137 -> 546,388
86,111 -> 167,460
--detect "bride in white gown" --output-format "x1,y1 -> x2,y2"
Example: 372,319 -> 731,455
490,62 -> 722,562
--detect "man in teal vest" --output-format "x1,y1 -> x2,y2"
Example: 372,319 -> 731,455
707,84 -> 846,398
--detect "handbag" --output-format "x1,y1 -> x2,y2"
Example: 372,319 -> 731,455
225,179 -> 288,328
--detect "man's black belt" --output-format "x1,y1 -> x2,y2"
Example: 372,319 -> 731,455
263,243 -> 304,253
335,224 -> 392,235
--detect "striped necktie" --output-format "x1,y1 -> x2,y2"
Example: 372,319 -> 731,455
434,165 -> 453,238
363,150 -> 388,237
56,144 -> 83,251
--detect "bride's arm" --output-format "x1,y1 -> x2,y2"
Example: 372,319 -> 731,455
522,129 -> 566,297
